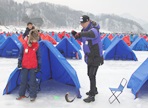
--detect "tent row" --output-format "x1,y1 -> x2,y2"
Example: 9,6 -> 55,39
102,35 -> 148,51
0,34 -> 82,59
3,41 -> 148,99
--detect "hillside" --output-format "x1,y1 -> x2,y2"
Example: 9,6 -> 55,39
0,0 -> 145,33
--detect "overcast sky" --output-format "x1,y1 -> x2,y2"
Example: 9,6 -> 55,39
15,0 -> 148,22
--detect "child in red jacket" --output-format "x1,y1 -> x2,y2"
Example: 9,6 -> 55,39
17,29 -> 41,102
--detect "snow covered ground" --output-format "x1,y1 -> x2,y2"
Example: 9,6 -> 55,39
0,51 -> 148,108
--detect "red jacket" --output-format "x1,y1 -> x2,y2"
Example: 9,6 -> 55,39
22,41 -> 39,69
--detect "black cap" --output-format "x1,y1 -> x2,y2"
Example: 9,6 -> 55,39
27,22 -> 33,26
80,15 -> 90,23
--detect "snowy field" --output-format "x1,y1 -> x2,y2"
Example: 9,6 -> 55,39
0,51 -> 148,108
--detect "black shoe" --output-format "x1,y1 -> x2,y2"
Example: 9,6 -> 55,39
83,96 -> 95,103
86,91 -> 98,95
30,97 -> 36,102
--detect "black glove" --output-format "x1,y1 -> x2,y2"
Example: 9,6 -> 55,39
100,56 -> 104,65
71,30 -> 77,36
71,30 -> 81,39
18,60 -> 22,69
35,65 -> 41,72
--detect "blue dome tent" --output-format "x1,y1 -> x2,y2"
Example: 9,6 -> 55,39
3,41 -> 81,98
104,38 -> 137,61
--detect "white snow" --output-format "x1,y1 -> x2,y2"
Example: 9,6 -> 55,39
0,51 -> 148,108
0,25 -> 112,34
0,26 -> 25,33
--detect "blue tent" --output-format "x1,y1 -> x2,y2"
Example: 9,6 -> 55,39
133,35 -> 139,42
0,35 -> 22,58
104,38 -> 137,60
130,37 -> 148,51
3,41 -> 81,97
127,58 -> 148,98
0,34 -> 7,45
3,68 -> 21,95
101,36 -> 111,50
69,37 -> 81,50
53,34 -> 61,42
111,36 -> 120,43
119,34 -> 124,39
12,34 -> 19,37
56,37 -> 82,59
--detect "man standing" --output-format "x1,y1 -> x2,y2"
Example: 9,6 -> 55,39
71,15 -> 104,103
130,32 -> 134,44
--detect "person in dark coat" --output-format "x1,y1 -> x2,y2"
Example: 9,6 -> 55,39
71,15 -> 104,103
23,22 -> 35,39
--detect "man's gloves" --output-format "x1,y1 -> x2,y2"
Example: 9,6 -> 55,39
71,30 -> 77,36
71,30 -> 81,39
18,60 -> 22,69
35,65 -> 41,72
99,56 -> 104,65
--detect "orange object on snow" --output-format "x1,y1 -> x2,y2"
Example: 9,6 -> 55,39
58,31 -> 66,39
77,40 -> 82,45
18,34 -> 25,43
65,33 -> 70,38
51,31 -> 54,37
146,37 -> 148,42
122,35 -> 131,46
40,33 -> 57,45
101,34 -> 106,39
143,35 -> 147,39
76,52 -> 79,59
108,34 -> 114,40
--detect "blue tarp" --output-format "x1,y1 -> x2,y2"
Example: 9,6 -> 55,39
3,68 -> 21,95
0,35 -> 22,58
56,37 -> 82,59
53,34 -> 61,42
3,41 -> 81,97
104,38 -> 137,61
130,37 -> 148,51
0,34 -> 7,45
11,34 -> 19,37
133,35 -> 139,42
119,34 -> 124,39
111,36 -> 120,43
127,58 -> 148,98
101,36 -> 111,50
69,37 -> 81,50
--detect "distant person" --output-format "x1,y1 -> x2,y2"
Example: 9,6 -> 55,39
130,32 -> 134,44
16,29 -> 41,102
23,22 -> 35,39
71,15 -> 104,103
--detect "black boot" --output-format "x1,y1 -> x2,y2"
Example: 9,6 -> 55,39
83,96 -> 95,103
86,91 -> 98,95
30,97 -> 36,102
86,88 -> 98,95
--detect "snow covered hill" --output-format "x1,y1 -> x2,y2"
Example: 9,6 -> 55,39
0,0 -> 145,33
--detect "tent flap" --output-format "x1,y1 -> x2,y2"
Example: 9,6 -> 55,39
56,37 -> 82,59
127,58 -> 148,98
